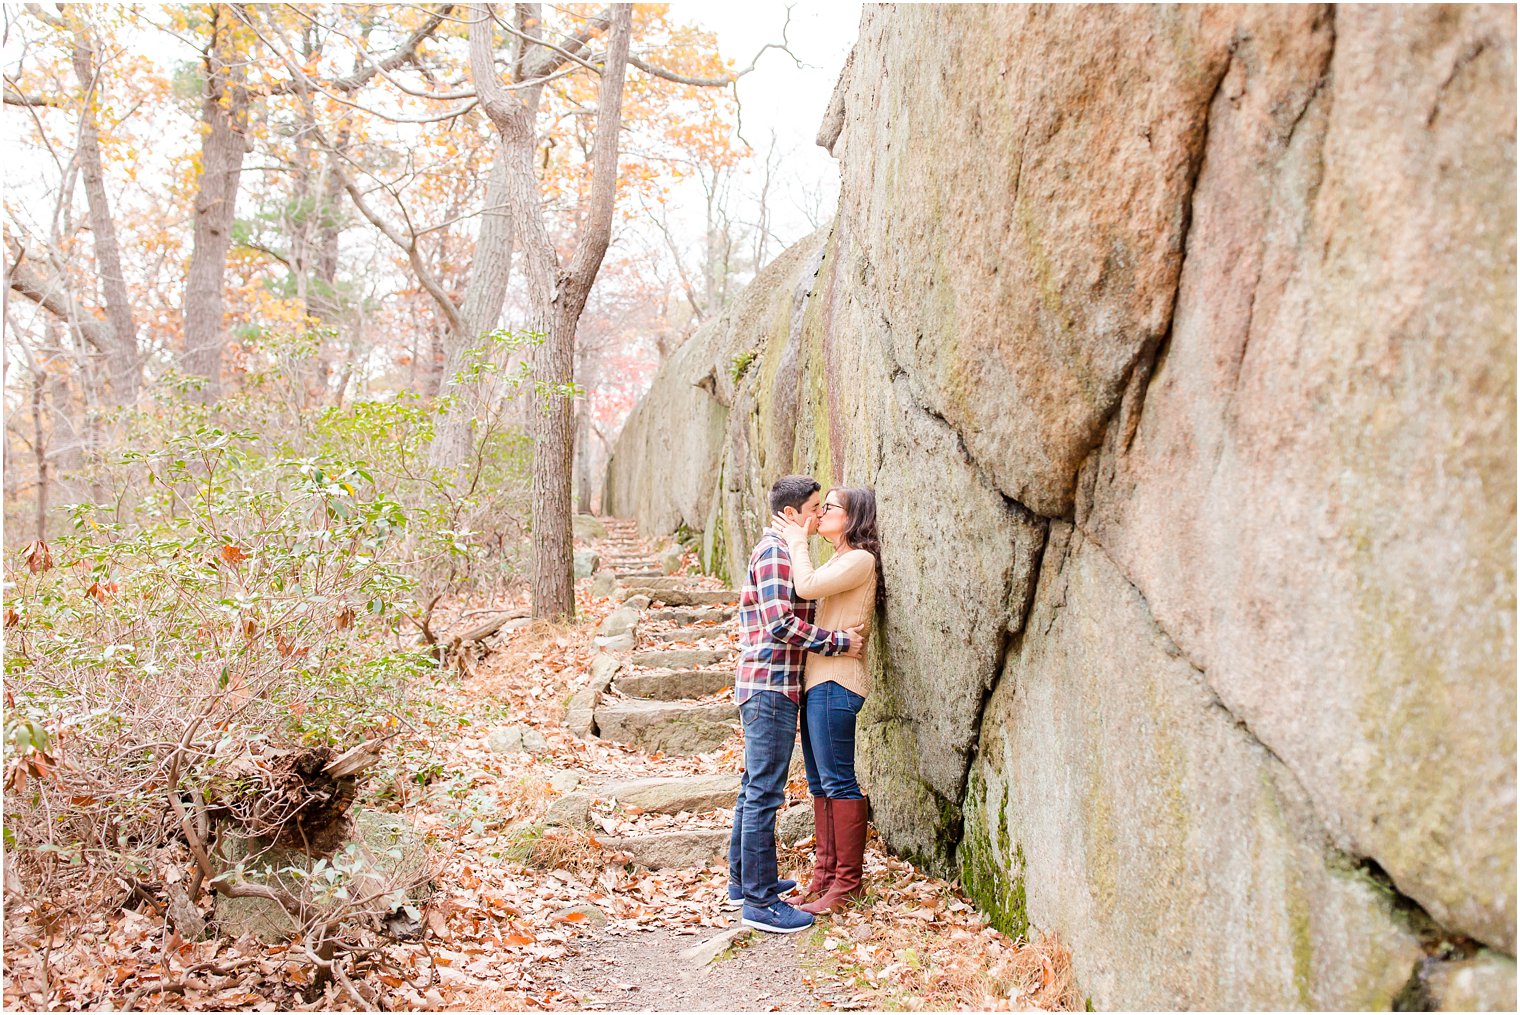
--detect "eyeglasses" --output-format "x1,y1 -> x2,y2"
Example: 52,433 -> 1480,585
819,503 -> 843,516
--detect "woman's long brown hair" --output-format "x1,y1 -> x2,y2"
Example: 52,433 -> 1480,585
836,487 -> 881,565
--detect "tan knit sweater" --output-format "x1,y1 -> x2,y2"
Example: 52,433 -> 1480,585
782,531 -> 877,698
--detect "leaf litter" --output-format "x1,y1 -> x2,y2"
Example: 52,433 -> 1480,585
3,532 -> 1077,1011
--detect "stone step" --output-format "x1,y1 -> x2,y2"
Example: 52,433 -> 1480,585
619,576 -> 687,590
615,569 -> 663,579
648,625 -> 731,643
600,773 -> 739,814
651,606 -> 737,625
622,587 -> 737,607
593,698 -> 737,755
601,829 -> 729,870
631,648 -> 730,670
614,668 -> 732,701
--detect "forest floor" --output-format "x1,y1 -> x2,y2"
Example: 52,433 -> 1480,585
1,520 -> 1078,1012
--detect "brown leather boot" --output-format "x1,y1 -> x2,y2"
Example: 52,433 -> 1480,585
803,796 -> 834,899
803,796 -> 868,914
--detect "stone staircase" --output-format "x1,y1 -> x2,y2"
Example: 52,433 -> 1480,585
555,518 -> 811,873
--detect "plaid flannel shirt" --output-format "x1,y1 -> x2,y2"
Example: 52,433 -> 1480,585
734,528 -> 849,704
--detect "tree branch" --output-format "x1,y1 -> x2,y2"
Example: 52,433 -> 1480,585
3,80 -> 65,107
269,3 -> 456,96
5,240 -> 110,353
331,164 -> 464,335
628,4 -> 801,87
626,54 -> 730,88
564,6 -> 631,290
516,5 -> 613,81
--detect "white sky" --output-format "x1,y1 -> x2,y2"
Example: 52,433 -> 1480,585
667,0 -> 862,245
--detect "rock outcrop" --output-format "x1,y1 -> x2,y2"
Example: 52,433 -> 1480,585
605,4 -> 1516,1009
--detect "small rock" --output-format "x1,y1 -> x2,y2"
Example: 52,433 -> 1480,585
488,725 -> 548,755
564,688 -> 599,738
544,792 -> 593,829
574,549 -> 601,579
499,617 -> 535,636
588,653 -> 625,690
573,514 -> 608,540
549,770 -> 584,794
679,925 -> 752,965
660,547 -> 684,574
592,571 -> 618,598
594,632 -> 635,652
166,885 -> 207,941
597,607 -> 640,638
622,594 -> 652,610
554,902 -> 609,931
487,727 -> 524,753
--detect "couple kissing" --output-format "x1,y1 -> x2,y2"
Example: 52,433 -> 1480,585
726,474 -> 881,934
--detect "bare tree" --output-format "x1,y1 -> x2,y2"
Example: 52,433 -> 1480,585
68,14 -> 140,403
467,2 -> 631,619
5,6 -> 140,404
181,4 -> 251,400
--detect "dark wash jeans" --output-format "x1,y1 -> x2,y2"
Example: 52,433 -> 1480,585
800,680 -> 866,800
727,689 -> 799,907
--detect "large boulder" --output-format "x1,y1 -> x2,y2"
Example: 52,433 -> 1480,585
966,525 -> 1423,1008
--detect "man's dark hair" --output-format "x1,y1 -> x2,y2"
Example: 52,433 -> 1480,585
769,474 -> 821,515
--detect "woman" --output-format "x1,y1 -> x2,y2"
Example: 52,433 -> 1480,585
772,486 -> 880,914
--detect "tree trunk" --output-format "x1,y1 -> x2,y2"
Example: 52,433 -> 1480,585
308,149 -> 346,403
528,6 -> 632,619
182,5 -> 249,401
30,359 -> 49,542
469,2 -> 628,619
429,145 -> 518,469
574,399 -> 593,515
70,27 -> 140,405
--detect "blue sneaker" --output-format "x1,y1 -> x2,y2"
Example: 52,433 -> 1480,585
741,899 -> 814,934
725,879 -> 796,909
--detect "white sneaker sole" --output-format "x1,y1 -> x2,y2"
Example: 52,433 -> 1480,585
741,915 -> 814,934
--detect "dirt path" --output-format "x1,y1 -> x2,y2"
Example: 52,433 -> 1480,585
527,518 -> 833,1010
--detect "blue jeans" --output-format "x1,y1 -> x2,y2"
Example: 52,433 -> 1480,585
799,680 -> 865,799
727,690 -> 798,907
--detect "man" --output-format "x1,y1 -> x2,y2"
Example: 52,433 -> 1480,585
727,475 -> 864,934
